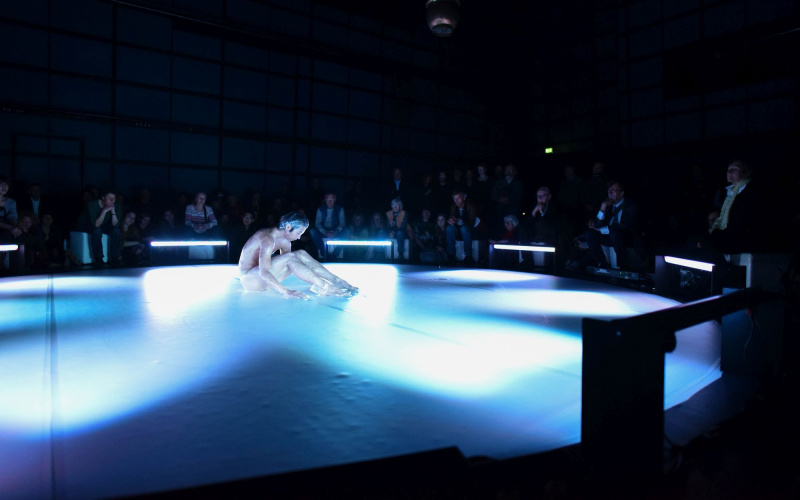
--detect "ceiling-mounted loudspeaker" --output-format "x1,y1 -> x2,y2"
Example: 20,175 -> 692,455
426,0 -> 460,37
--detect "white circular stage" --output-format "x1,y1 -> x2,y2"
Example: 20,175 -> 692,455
0,264 -> 721,499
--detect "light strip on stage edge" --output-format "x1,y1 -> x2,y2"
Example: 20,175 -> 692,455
664,256 -> 714,272
493,244 -> 555,253
0,244 -> 19,251
325,240 -> 392,246
150,241 -> 228,247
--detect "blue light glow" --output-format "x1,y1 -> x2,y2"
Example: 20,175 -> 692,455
493,244 -> 555,253
664,255 -> 714,272
325,240 -> 392,247
150,240 -> 228,247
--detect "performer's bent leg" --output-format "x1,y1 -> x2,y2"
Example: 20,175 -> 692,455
277,252 -> 351,297
293,250 -> 358,292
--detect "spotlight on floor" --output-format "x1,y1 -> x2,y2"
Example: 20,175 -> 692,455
426,0 -> 460,37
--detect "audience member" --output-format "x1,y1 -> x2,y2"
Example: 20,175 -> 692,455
389,167 -> 407,202
343,212 -> 369,261
386,197 -> 410,261
133,188 -> 156,216
344,179 -> 372,216
82,188 -> 122,266
578,181 -> 640,270
185,192 -> 219,239
225,193 -> 244,222
471,164 -> 494,217
489,215 -> 525,269
412,208 -> 439,263
433,170 -> 452,215
446,188 -> 486,263
0,175 -> 21,242
137,212 -> 155,243
526,186 -> 571,247
304,177 -> 325,217
15,214 -> 39,268
700,160 -> 758,254
156,209 -> 183,239
17,182 -> 54,220
229,211 -> 257,264
310,192 -> 349,259
491,164 -> 524,228
120,210 -> 146,266
556,165 -> 583,231
33,212 -> 66,269
246,191 -> 264,227
414,172 -> 436,216
580,161 -> 609,221
366,211 -> 388,260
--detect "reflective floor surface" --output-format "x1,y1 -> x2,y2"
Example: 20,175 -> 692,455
0,264 -> 722,499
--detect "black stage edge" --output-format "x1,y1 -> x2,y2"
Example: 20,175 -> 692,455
117,372 -> 800,500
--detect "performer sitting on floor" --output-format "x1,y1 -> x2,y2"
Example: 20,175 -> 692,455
238,211 -> 358,299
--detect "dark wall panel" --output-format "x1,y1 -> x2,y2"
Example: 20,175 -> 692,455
226,0 -> 271,31
748,98 -> 795,133
267,75 -> 296,105
171,132 -> 219,166
50,75 -> 112,114
220,171 -> 265,199
222,137 -> 265,169
311,113 -> 347,142
312,82 -> 348,114
347,119 -> 380,147
170,167 -> 218,195
225,42 -> 270,70
116,126 -> 169,162
346,150 -> 378,177
224,67 -> 268,103
172,58 -> 221,95
314,60 -> 348,85
223,101 -> 266,133
116,163 -> 169,196
13,156 -> 48,186
51,34 -> 113,78
51,119 -> 112,157
408,130 -> 436,153
0,68 -> 48,106
51,0 -> 112,38
172,94 -> 219,128
116,85 -> 171,121
0,0 -> 47,24
349,90 -> 381,120
265,142 -> 293,171
173,31 -> 221,60
665,113 -> 702,143
117,7 -> 172,50
267,108 -> 295,137
117,47 -> 171,87
310,146 -> 345,174
705,105 -> 747,137
0,24 -> 48,67
270,9 -> 310,40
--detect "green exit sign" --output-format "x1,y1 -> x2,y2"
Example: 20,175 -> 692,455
545,147 -> 554,154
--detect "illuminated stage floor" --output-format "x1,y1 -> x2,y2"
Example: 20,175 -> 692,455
0,264 -> 723,499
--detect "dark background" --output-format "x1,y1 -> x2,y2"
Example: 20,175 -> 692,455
1,0 -> 797,233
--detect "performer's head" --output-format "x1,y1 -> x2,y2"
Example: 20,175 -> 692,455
279,212 -> 309,240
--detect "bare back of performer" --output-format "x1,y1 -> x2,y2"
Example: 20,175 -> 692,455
238,211 -> 358,299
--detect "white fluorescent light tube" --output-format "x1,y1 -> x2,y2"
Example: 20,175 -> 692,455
664,256 -> 714,272
493,244 -> 555,253
0,244 -> 19,251
150,241 -> 228,247
326,240 -> 392,246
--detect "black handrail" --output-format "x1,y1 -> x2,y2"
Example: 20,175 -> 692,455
581,287 -> 781,480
